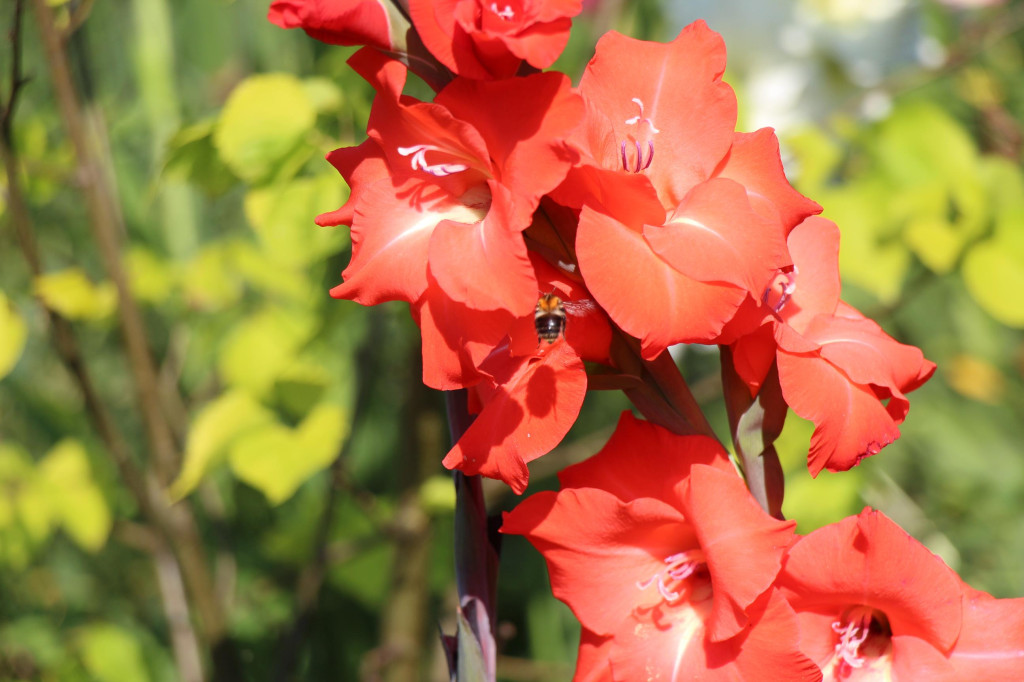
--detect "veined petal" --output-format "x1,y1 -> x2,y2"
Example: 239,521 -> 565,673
502,490 -> 696,632
443,341 -> 586,493
428,184 -> 538,315
645,178 -> 789,294
681,465 -> 796,642
717,129 -> 822,232
330,176 -> 442,305
558,411 -> 732,506
779,509 -> 963,653
781,217 -> 841,332
948,585 -> 1024,680
440,73 -> 584,227
577,206 -> 746,357
777,348 -> 902,474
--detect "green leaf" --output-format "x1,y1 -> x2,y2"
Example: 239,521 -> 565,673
0,292 -> 28,380
217,307 -> 316,398
180,241 -> 244,311
32,268 -> 118,321
213,74 -> 316,185
243,174 -> 347,268
228,402 -> 349,505
124,248 -> 175,305
962,236 -> 1024,328
76,623 -> 150,682
303,77 -> 344,114
169,390 -> 276,501
163,119 -> 238,196
38,440 -> 111,552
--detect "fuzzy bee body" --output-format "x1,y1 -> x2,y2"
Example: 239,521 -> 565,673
535,294 -> 567,344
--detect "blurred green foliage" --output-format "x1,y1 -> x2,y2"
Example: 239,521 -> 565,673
1,0 -> 1023,680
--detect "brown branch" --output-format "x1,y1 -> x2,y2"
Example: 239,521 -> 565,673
28,2 -> 240,677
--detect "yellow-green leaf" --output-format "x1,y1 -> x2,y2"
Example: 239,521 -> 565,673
229,403 -> 349,505
243,174 -> 347,268
169,390 -> 276,501
33,268 -> 118,321
217,307 -> 315,398
124,247 -> 175,305
77,623 -> 150,682
962,237 -> 1024,328
0,292 -> 28,380
213,74 -> 316,184
180,241 -> 244,311
38,440 -> 111,552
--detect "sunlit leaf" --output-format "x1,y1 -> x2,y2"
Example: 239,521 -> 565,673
169,390 -> 276,501
303,77 -> 344,113
228,402 -> 349,505
77,623 -> 150,682
962,236 -> 1024,328
0,292 -> 28,380
217,307 -> 316,398
32,268 -> 118,321
213,74 -> 316,184
124,248 -> 175,305
163,119 -> 238,196
243,174 -> 347,268
38,440 -> 111,552
180,242 -> 244,310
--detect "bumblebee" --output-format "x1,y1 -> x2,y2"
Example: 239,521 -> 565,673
535,293 -> 567,344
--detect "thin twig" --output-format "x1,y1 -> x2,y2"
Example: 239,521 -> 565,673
29,2 -> 240,676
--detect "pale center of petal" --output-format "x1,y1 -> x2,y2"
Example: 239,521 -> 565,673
827,606 -> 893,680
635,549 -> 707,604
398,144 -> 470,177
763,266 -> 797,313
620,98 -> 660,173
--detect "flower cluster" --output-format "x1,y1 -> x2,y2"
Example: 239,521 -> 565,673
270,1 -> 1023,679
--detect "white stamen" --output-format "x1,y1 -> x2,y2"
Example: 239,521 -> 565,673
397,144 -> 469,177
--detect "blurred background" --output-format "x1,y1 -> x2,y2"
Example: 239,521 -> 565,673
1,0 -> 1022,680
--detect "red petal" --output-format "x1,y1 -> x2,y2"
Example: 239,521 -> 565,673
330,177 -> 438,305
317,140 -> 388,228
645,178 -> 788,294
414,279 -> 514,389
558,411 -> 732,506
269,0 -> 394,49
439,73 -> 583,227
717,129 -> 822,231
782,216 -> 841,331
803,314 -> 933,399
777,348 -> 902,474
579,22 -> 737,206
610,588 -> 821,682
428,188 -> 538,315
577,206 -> 746,357
779,509 -> 963,652
443,341 -> 586,493
949,585 -> 1024,680
502,490 -> 695,633
681,465 -> 796,641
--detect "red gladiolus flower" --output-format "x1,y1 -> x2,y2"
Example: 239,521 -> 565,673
268,0 -> 397,50
320,49 -> 583,386
777,508 -> 966,681
409,0 -> 582,79
503,413 -> 821,680
556,22 -> 819,357
727,216 -> 935,474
